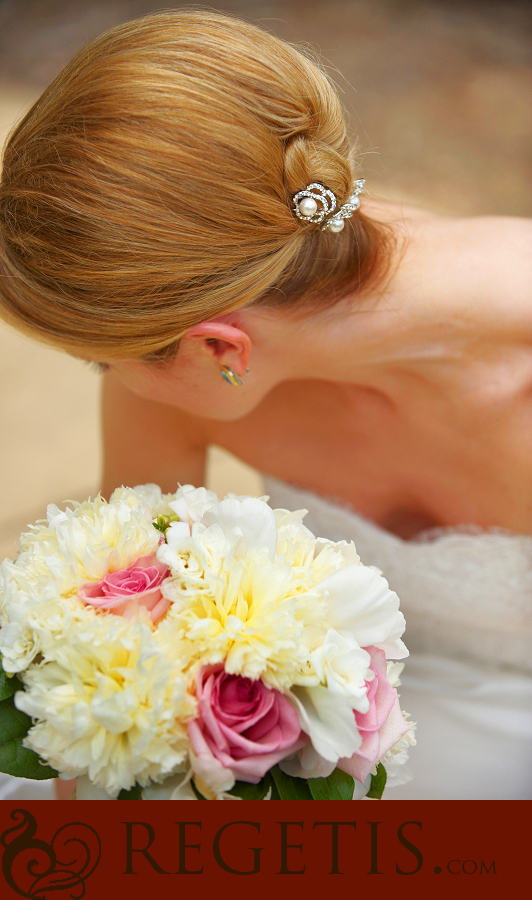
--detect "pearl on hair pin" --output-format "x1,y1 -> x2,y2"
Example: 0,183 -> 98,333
328,218 -> 345,233
293,184 -> 336,224
298,197 -> 318,218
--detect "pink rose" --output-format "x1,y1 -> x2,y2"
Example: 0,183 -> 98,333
338,646 -> 410,783
188,666 -> 305,785
78,554 -> 170,623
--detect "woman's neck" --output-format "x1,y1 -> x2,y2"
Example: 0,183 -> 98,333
261,200 -> 532,410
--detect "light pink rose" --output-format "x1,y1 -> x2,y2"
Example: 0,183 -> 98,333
338,646 -> 410,783
78,554 -> 170,623
188,666 -> 305,785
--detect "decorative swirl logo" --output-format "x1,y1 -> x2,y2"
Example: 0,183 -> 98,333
1,809 -> 101,898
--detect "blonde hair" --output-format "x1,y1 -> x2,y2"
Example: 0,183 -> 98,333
0,9 -> 393,360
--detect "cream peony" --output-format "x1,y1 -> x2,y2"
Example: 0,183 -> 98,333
158,549 -> 310,690
15,616 -> 193,797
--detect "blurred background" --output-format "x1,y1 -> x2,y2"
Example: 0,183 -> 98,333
1,0 -> 531,559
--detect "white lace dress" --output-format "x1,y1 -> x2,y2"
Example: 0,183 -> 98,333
264,476 -> 532,800
3,474 -> 531,801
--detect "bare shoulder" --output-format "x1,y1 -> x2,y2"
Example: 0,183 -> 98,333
473,214 -> 532,256
101,372 -> 208,497
471,217 -> 532,329
412,213 -> 532,326
460,215 -> 532,298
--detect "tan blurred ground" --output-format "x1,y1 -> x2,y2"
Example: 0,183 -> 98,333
1,0 -> 531,560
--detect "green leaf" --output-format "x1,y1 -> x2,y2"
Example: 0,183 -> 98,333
227,774 -> 272,800
189,774 -> 274,801
0,661 -> 24,702
308,768 -> 355,800
118,783 -> 143,800
366,762 -> 387,800
270,765 -> 313,800
269,777 -> 281,800
0,696 -> 58,780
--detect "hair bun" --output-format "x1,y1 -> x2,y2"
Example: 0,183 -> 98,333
284,135 -> 353,217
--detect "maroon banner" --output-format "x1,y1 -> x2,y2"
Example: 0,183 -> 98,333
0,801 -> 527,894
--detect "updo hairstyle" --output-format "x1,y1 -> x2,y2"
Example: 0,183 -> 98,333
0,10 -> 393,360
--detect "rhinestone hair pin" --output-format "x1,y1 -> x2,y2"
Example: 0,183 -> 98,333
293,179 -> 365,232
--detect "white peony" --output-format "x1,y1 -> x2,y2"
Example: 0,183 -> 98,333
168,484 -> 221,527
0,620 -> 40,673
201,497 -> 279,560
112,483 -> 176,519
319,564 -> 409,659
309,629 -> 371,709
158,520 -> 235,586
288,684 -> 363,763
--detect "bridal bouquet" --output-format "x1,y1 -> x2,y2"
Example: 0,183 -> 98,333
0,484 -> 415,800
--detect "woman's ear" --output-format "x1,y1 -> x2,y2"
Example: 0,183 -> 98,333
180,319 -> 251,377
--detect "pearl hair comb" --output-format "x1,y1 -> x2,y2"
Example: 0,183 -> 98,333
293,179 -> 365,232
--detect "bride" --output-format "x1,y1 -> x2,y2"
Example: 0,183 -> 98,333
0,10 -> 531,800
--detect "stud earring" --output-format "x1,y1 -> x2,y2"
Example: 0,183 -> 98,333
220,365 -> 244,386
